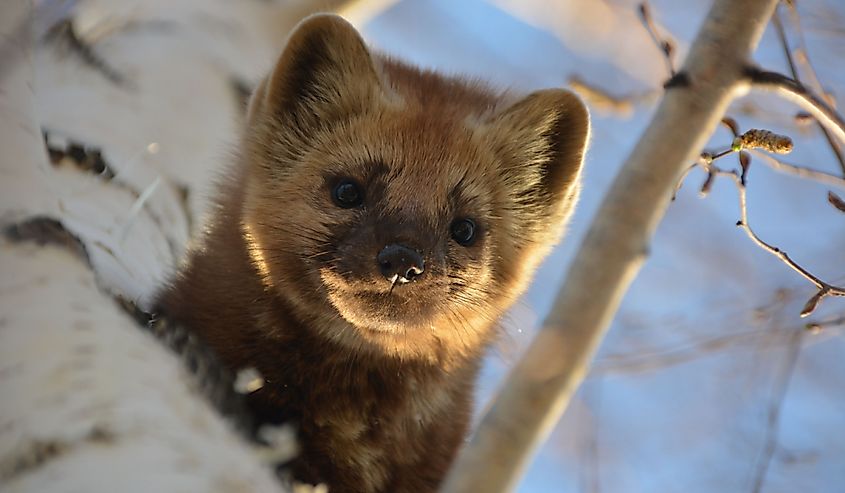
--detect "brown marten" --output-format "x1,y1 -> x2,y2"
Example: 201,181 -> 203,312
157,13 -> 589,493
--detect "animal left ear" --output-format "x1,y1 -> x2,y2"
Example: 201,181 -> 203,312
250,14 -> 383,130
485,89 -> 590,216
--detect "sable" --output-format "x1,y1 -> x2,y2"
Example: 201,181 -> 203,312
157,14 -> 589,493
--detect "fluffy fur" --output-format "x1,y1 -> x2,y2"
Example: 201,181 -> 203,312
158,14 -> 589,493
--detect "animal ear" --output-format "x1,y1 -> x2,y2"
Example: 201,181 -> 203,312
486,89 -> 590,216
253,14 -> 382,128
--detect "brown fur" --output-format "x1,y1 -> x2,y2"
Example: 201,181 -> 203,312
158,14 -> 589,493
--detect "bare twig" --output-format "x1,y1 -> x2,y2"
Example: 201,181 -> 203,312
750,330 -> 803,493
748,150 -> 845,189
828,191 -> 845,213
805,314 -> 845,334
637,1 -> 675,76
772,9 -> 799,79
680,130 -> 845,317
593,287 -> 843,376
782,1 -> 834,107
773,7 -> 845,176
747,68 -> 845,146
567,75 -> 655,117
671,163 -> 698,200
440,2 -> 780,491
721,116 -> 741,137
592,327 -> 801,376
733,168 -> 843,317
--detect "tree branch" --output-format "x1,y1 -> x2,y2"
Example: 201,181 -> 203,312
805,314 -> 845,334
748,149 -> 845,189
440,1 -> 780,491
829,191 -> 845,213
567,75 -> 655,118
747,67 -> 845,146
676,122 -> 845,318
698,157 -> 845,317
781,1 -> 835,108
637,1 -> 676,76
772,7 -> 845,176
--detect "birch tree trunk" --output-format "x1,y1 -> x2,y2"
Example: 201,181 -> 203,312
441,1 -> 781,491
0,1 -> 394,492
0,1 -> 290,491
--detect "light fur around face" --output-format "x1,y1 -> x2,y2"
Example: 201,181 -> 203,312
159,13 -> 590,493
240,14 -> 590,365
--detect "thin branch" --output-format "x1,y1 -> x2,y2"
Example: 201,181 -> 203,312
732,168 -> 844,317
829,191 -> 845,213
680,131 -> 845,317
805,314 -> 845,334
639,2 -> 844,187
721,116 -> 742,137
748,149 -> 845,189
671,163 -> 698,200
440,1 -> 780,491
567,75 -> 656,117
747,67 -> 845,146
772,9 -> 798,78
594,291 -> 841,376
750,330 -> 803,493
592,327 -> 790,376
637,1 -> 676,76
782,1 -> 832,106
773,7 -> 845,176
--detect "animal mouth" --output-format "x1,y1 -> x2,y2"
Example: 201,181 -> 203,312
387,273 -> 414,293
327,285 -> 435,331
319,267 -> 441,330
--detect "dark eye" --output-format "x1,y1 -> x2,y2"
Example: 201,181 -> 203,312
332,179 -> 363,208
450,218 -> 477,246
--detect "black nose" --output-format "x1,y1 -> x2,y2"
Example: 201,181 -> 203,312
377,244 -> 425,282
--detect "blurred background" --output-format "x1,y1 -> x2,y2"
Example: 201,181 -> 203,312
17,0 -> 845,491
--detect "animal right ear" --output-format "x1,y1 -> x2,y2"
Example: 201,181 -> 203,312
484,89 -> 590,221
252,14 -> 383,129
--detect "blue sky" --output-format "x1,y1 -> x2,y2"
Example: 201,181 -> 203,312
363,1 -> 845,491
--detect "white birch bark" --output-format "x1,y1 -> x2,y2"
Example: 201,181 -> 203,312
0,1 -> 395,492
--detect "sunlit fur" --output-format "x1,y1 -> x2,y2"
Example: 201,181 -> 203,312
159,14 -> 589,493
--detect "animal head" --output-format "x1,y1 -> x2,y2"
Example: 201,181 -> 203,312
240,14 -> 589,363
